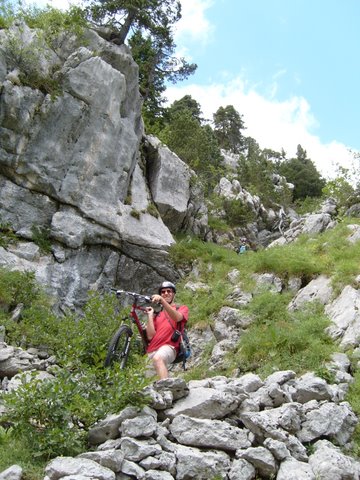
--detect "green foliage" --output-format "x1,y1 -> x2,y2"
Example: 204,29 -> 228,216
158,107 -> 224,193
170,236 -> 243,327
233,294 -> 335,377
236,138 -> 291,208
207,215 -> 230,233
3,23 -> 44,72
346,369 -> 360,457
1,287 -> 150,461
22,4 -> 87,47
244,219 -> 360,293
86,0 -> 181,45
2,18 -> 61,95
168,94 -> 203,123
0,268 -> 42,311
322,166 -> 355,212
31,225 -> 52,254
222,198 -> 256,227
293,196 -> 323,215
129,32 -> 196,128
0,0 -> 16,28
0,218 -> 17,247
314,366 -> 336,384
4,292 -> 120,363
170,221 -> 360,378
0,427 -> 44,479
213,104 -> 245,153
2,364 -> 148,460
1,3 -> 87,95
276,144 -> 326,200
248,240 -> 325,279
130,209 -> 141,219
146,203 -> 159,218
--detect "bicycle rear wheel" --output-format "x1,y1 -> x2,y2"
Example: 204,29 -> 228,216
104,325 -> 133,368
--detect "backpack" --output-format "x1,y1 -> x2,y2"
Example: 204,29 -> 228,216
173,329 -> 191,369
163,307 -> 191,370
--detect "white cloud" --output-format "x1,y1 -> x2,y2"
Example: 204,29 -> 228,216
165,77 -> 356,180
25,0 -> 74,9
174,0 -> 214,46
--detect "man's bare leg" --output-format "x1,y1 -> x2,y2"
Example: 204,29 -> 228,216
152,355 -> 169,380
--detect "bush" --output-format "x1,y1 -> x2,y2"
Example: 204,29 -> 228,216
3,364 -> 148,459
22,5 -> 87,46
4,291 -> 123,366
0,269 -> 42,311
1,285 -> 151,461
222,198 -> 255,227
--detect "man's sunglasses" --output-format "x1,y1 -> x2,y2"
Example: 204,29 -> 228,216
161,289 -> 174,294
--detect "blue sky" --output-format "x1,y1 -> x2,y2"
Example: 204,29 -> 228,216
166,0 -> 359,179
30,0 -> 359,179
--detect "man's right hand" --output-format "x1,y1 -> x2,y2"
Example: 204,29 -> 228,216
151,294 -> 163,304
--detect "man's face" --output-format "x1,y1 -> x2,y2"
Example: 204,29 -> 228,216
160,288 -> 175,303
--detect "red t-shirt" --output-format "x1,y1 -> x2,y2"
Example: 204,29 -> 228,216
146,304 -> 189,354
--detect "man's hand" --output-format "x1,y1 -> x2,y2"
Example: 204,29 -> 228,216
151,294 -> 163,304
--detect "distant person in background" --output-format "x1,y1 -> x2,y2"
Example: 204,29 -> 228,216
238,237 -> 249,254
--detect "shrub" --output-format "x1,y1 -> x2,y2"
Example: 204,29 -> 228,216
1,287 -> 151,461
2,364 -> 148,459
1,4 -> 87,95
0,269 -> 41,311
222,198 -> 255,227
4,291 -> 122,365
22,5 -> 87,47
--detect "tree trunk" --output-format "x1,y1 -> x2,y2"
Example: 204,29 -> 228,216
113,10 -> 136,45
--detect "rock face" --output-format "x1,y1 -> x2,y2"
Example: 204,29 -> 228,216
0,23 -> 207,309
39,376 -> 360,479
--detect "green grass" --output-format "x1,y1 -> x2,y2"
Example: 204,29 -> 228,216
0,429 -> 44,479
229,293 -> 336,378
0,217 -> 360,466
170,222 -> 360,379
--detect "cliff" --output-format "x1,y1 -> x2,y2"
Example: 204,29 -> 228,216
0,22 -> 207,310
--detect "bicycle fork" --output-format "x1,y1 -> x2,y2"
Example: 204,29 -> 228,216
115,330 -> 133,368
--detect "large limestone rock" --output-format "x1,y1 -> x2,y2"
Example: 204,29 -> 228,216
0,24 -> 207,308
325,285 -> 360,348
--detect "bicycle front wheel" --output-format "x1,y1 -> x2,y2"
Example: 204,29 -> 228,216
104,325 -> 133,368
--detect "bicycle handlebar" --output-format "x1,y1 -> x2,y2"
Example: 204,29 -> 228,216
111,288 -> 152,304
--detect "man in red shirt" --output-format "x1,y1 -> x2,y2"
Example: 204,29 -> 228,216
145,281 -> 189,379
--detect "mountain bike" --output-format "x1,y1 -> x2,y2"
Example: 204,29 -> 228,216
104,289 -> 156,368
104,289 -> 191,370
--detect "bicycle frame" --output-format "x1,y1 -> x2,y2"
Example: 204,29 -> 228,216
116,290 -> 150,350
105,289 -> 157,368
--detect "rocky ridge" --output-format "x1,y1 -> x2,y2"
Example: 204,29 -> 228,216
1,371 -> 359,480
1,223 -> 360,478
